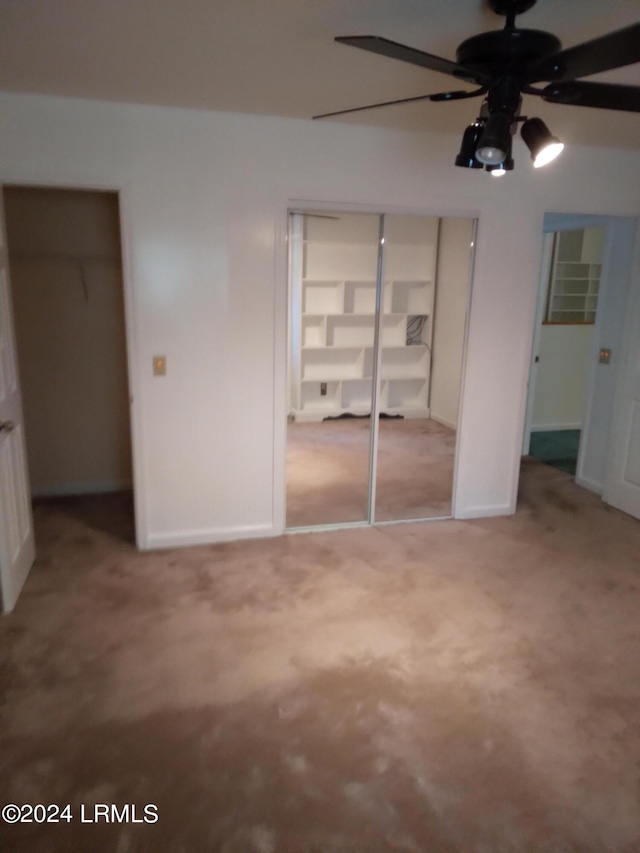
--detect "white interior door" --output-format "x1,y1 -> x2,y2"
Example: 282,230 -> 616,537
0,189 -> 35,612
603,228 -> 640,519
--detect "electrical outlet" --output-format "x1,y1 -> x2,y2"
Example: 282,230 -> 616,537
320,382 -> 327,396
153,355 -> 167,376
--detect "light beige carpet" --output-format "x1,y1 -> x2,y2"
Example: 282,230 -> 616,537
286,418 -> 455,527
1,462 -> 640,852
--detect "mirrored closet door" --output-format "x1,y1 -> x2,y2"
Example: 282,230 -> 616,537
285,209 -> 475,530
374,215 -> 475,522
286,212 -> 379,526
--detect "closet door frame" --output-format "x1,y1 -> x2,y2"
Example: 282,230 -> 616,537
367,213 -> 386,524
278,199 -> 478,535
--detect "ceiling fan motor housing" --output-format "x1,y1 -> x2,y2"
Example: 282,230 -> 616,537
487,0 -> 538,17
455,29 -> 562,82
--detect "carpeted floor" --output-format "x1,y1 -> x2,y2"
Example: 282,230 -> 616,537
1,462 -> 640,852
286,418 -> 455,527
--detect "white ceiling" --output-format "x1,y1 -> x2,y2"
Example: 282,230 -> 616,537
2,0 -> 639,148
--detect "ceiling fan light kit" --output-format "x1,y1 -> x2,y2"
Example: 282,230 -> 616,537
520,117 -> 564,167
487,136 -> 515,176
475,112 -> 513,165
454,120 -> 485,168
457,113 -> 563,174
315,0 -> 640,177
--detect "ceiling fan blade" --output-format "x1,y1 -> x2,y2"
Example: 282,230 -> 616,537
313,86 -> 486,120
541,81 -> 640,113
335,36 -> 483,84
526,23 -> 640,83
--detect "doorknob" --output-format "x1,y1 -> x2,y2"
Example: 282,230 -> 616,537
0,421 -> 15,433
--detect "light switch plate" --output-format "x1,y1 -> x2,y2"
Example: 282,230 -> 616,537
153,355 -> 167,376
599,348 -> 611,365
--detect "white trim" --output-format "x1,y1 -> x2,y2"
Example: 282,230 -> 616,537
117,184 -> 147,551
522,231 -> 555,454
146,523 -> 275,550
280,197 -> 480,531
451,217 -> 478,519
530,423 -> 583,432
375,514 -> 452,526
430,413 -> 457,430
0,174 -> 145,550
32,481 -> 132,498
456,503 -> 514,519
368,214 -> 386,524
543,213 -> 618,233
505,212 -> 547,517
286,516 -> 453,535
285,197 -> 481,222
575,475 -> 602,495
286,520 -> 369,535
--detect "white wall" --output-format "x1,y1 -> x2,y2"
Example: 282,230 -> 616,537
430,217 -> 474,429
0,93 -> 638,544
4,187 -> 132,496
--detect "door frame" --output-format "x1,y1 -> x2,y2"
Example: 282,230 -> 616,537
1,178 -> 146,548
522,212 -> 636,495
521,231 -> 555,455
274,198 -> 480,535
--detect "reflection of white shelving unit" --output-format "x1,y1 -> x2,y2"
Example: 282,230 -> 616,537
546,228 -> 603,324
289,213 -> 438,422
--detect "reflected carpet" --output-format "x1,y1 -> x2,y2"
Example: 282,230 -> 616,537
286,418 -> 455,527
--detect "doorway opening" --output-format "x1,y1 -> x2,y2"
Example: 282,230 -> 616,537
3,186 -> 135,545
285,208 -> 475,530
521,213 -> 639,518
524,221 -> 606,478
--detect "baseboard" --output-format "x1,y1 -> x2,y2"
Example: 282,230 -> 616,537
32,480 -> 133,498
530,424 -> 582,432
145,523 -> 275,550
429,413 -> 457,430
454,503 -> 514,520
575,475 -> 602,495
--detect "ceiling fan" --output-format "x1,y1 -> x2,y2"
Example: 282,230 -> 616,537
314,0 -> 640,175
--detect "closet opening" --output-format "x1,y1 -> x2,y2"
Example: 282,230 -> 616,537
285,208 -> 476,531
3,185 -> 135,545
